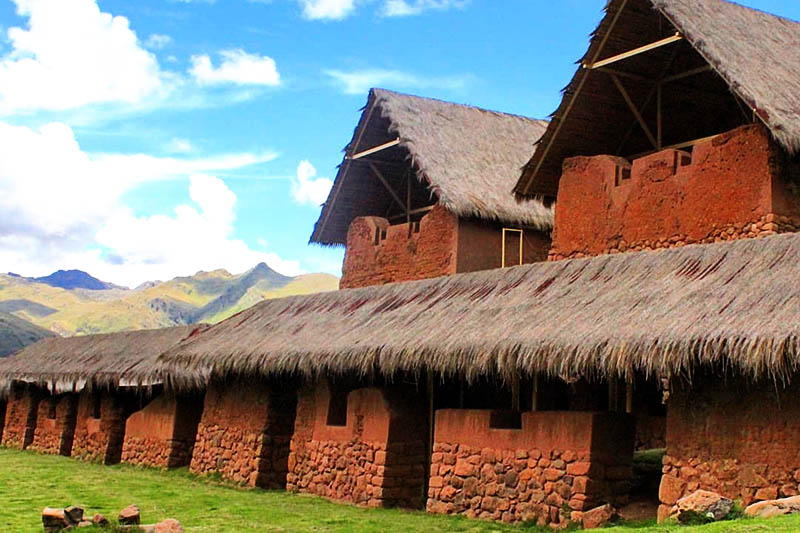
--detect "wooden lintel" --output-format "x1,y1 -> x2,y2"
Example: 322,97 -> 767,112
367,162 -> 407,213
586,33 -> 683,70
662,65 -> 713,84
610,73 -> 659,150
350,138 -> 400,160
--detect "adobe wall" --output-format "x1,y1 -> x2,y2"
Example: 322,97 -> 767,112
456,219 -> 550,272
340,205 -> 459,288
287,382 -> 428,508
658,376 -> 800,522
1,384 -> 40,449
30,394 -> 78,456
190,379 -> 296,488
121,392 -> 203,469
0,400 -> 6,444
427,410 -> 634,527
550,125 -> 800,260
72,391 -> 128,464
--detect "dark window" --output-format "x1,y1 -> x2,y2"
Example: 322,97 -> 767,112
489,410 -> 522,430
92,394 -> 102,419
326,389 -> 348,427
48,398 -> 57,419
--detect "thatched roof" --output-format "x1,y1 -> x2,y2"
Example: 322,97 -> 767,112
516,0 -> 800,197
0,325 -> 205,393
311,88 -> 553,245
161,232 -> 800,385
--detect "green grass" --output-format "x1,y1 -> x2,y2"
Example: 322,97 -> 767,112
2,448 -> 800,532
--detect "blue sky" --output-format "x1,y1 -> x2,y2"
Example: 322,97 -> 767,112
0,0 -> 797,287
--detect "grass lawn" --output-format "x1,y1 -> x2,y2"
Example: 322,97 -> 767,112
2,448 -> 800,532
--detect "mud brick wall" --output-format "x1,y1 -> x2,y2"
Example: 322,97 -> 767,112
191,379 -> 296,488
340,205 -> 459,288
0,400 -> 6,444
121,393 -> 203,469
72,391 -> 127,464
658,376 -> 800,522
30,394 -> 78,456
427,410 -> 635,527
287,383 -> 428,508
550,125 -> 800,260
1,384 -> 40,449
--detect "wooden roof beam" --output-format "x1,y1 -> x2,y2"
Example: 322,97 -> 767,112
350,138 -> 400,160
368,162 -> 407,214
610,73 -> 659,150
585,33 -> 683,70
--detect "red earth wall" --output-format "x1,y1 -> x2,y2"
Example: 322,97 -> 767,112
287,382 -> 428,508
1,384 -> 40,449
658,376 -> 800,522
190,379 -> 296,488
340,205 -> 551,289
72,391 -> 127,464
121,393 -> 203,469
550,125 -> 800,260
427,410 -> 634,527
30,394 -> 78,456
0,400 -> 5,444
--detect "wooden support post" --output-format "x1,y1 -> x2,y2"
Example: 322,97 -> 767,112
657,83 -> 663,150
406,170 -> 411,226
609,379 -> 619,413
532,375 -> 539,412
610,73 -> 659,150
368,162 -> 408,214
626,380 -> 634,414
511,370 -> 520,412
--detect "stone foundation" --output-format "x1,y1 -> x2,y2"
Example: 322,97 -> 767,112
287,382 -> 428,508
426,410 -> 635,527
121,392 -> 204,469
658,376 -> 800,521
1,383 -> 41,449
72,391 -> 128,464
190,379 -> 296,488
30,394 -> 78,456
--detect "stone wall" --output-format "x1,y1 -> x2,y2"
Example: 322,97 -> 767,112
121,393 -> 203,469
550,125 -> 800,260
427,410 -> 635,527
287,382 -> 428,508
190,379 -> 296,488
340,205 -> 459,289
658,376 -> 800,522
30,394 -> 78,456
1,384 -> 40,449
72,391 -> 127,464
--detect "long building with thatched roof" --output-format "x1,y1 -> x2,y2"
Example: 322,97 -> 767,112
2,0 -> 800,529
312,88 -> 554,289
0,326 -> 205,467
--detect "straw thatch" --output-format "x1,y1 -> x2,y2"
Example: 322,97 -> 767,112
0,325 -> 205,393
161,232 -> 800,386
516,0 -> 800,197
312,88 -> 553,245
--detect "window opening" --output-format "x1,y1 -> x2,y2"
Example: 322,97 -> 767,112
502,228 -> 524,268
327,388 -> 348,427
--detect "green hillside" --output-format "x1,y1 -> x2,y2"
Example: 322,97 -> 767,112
0,311 -> 57,357
0,264 -> 339,336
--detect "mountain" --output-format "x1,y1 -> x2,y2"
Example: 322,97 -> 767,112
0,264 -> 339,336
31,269 -> 124,291
0,311 -> 57,357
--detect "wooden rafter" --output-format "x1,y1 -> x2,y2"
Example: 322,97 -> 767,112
610,73 -> 659,149
349,138 -> 400,160
662,65 -> 713,84
585,33 -> 683,70
521,0 -> 630,195
368,162 -> 407,214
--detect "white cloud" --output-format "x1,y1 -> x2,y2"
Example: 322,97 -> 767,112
298,0 -> 355,20
325,68 -> 471,95
0,120 -> 296,287
166,137 -> 194,153
292,160 -> 333,206
0,0 -> 165,114
190,49 -> 280,86
144,33 -> 172,50
382,0 -> 466,16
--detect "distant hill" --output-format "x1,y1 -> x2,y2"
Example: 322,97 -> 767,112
0,311 -> 56,357
31,269 -> 124,291
0,263 -> 339,336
